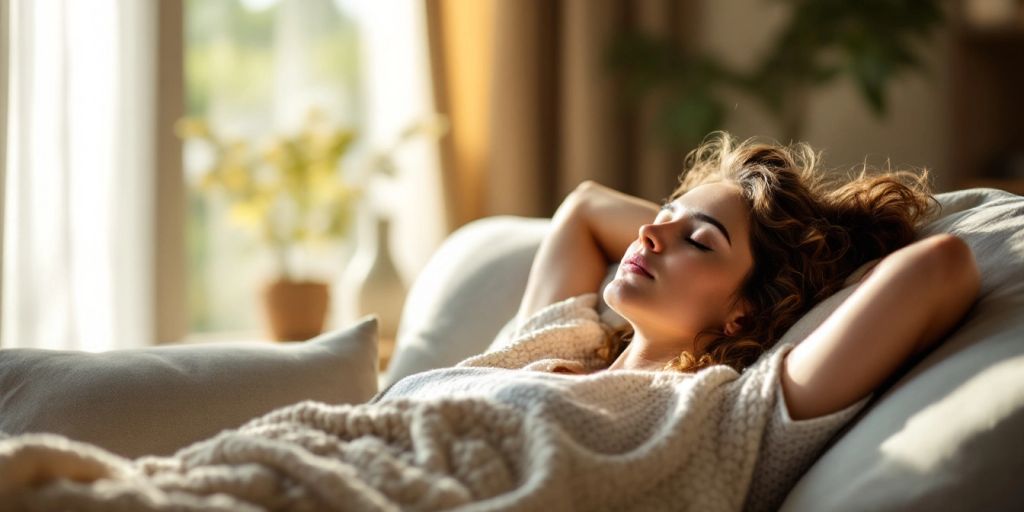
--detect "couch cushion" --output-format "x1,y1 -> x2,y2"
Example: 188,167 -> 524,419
383,216 -> 549,387
0,316 -> 379,458
780,188 -> 1024,511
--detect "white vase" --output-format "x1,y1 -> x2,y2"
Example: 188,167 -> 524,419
340,209 -> 406,341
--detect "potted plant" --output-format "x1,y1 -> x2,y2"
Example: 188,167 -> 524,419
176,110 -> 359,341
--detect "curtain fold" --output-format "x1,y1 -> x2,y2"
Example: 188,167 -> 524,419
428,0 -> 698,223
487,1 -> 560,218
424,0 -> 496,231
2,0 -> 156,350
489,0 -> 697,218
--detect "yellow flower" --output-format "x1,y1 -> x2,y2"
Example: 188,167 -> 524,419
228,197 -> 267,229
398,115 -> 449,143
263,139 -> 288,167
221,165 -> 251,194
199,171 -> 220,192
174,117 -> 211,139
177,109 -> 368,270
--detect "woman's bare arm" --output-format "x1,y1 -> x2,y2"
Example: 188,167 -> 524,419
781,234 -> 981,420
515,181 -> 660,325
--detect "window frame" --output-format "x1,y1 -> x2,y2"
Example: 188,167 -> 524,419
155,0 -> 187,344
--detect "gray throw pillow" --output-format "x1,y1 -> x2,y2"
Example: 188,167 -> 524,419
0,316 -> 378,458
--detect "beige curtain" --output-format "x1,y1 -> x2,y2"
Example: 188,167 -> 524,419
428,0 -> 699,225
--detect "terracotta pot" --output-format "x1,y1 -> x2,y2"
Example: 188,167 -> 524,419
262,279 -> 330,341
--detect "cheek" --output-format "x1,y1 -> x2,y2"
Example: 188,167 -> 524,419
661,261 -> 741,315
604,256 -> 745,329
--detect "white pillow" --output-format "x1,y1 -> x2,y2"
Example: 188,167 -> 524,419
0,316 -> 379,458
383,216 -> 549,387
780,188 -> 1024,510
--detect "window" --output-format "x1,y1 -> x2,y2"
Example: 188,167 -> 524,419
183,0 -> 363,335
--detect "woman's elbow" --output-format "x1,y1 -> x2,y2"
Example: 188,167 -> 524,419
912,234 -> 981,351
556,180 -> 606,222
925,234 -> 980,297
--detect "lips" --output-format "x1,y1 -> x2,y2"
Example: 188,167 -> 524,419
623,253 -> 654,279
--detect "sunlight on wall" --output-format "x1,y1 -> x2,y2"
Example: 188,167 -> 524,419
341,0 -> 447,295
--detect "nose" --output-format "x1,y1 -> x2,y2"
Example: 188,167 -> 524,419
638,222 -> 662,252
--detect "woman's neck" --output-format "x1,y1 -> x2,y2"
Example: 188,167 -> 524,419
607,333 -> 693,371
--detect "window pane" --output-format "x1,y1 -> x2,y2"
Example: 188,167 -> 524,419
183,0 -> 362,334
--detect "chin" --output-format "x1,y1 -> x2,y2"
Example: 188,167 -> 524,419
605,280 -> 684,337
603,279 -> 641,322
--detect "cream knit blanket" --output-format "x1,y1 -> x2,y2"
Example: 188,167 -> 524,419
0,294 -> 788,511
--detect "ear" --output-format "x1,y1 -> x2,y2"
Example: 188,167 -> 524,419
723,301 -> 749,337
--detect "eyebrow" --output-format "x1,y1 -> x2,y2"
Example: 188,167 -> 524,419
661,202 -> 733,246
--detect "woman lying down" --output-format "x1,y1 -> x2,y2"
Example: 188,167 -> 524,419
1,132 -> 979,511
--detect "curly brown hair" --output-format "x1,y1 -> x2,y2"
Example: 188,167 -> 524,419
598,132 -> 937,373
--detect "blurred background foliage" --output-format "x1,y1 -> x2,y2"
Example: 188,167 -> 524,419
608,0 -> 945,148
185,0 -> 360,119
184,0 -> 362,332
176,113 -> 360,281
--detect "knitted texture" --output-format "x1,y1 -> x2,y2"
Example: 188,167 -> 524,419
0,294 -> 856,511
743,374 -> 867,511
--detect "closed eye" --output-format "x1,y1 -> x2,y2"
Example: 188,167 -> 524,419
687,238 -> 712,252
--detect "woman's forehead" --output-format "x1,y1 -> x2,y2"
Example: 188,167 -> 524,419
671,182 -> 751,236
674,182 -> 745,212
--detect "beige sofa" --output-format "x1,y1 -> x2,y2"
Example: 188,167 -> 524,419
385,188 -> 1024,510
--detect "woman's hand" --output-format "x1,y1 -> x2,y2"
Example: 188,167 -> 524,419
780,234 -> 981,420
514,181 -> 660,325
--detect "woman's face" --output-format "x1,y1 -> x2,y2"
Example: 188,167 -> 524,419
603,182 -> 755,349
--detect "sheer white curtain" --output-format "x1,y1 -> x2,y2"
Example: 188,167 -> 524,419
2,0 -> 155,350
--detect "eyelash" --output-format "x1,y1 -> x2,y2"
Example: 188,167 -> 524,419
687,238 -> 712,252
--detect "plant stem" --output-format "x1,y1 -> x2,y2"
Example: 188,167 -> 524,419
274,241 -> 292,282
